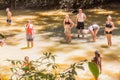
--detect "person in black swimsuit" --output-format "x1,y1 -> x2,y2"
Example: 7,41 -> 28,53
63,15 -> 74,43
105,15 -> 115,47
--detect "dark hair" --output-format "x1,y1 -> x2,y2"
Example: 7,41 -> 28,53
95,50 -> 100,57
24,56 -> 29,61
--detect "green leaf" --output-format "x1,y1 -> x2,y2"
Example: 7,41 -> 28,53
52,65 -> 57,69
10,68 -> 14,72
47,63 -> 52,67
51,55 -> 55,62
11,61 -> 15,65
88,62 -> 99,78
16,61 -> 22,65
72,70 -> 77,75
76,65 -> 84,70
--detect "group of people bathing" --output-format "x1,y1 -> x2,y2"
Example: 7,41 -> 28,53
5,8 -> 103,79
63,9 -> 115,47
1,8 -> 34,47
4,8 -> 115,48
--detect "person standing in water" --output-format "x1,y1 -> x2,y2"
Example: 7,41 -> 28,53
63,15 -> 74,43
105,15 -> 115,47
76,9 -> 86,38
91,50 -> 102,80
6,8 -> 12,25
25,20 -> 34,48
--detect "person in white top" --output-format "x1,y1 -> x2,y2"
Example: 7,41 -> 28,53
88,24 -> 100,42
76,9 -> 86,38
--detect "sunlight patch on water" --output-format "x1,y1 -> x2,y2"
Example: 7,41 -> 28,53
116,21 -> 120,25
38,10 -> 68,16
87,9 -> 118,15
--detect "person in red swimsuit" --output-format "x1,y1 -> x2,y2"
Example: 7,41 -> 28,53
25,20 -> 34,48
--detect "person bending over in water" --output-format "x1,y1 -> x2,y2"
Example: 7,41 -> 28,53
6,8 -> 12,25
63,15 -> 74,43
88,24 -> 100,42
105,15 -> 115,47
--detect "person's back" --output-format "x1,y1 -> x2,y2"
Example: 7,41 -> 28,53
6,8 -> 12,25
7,11 -> 12,19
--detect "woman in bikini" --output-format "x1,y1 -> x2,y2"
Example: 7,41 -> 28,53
63,15 -> 74,43
105,15 -> 115,47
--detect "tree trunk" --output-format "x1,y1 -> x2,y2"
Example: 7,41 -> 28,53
10,0 -> 15,9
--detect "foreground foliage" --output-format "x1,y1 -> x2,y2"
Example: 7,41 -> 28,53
7,52 -> 99,80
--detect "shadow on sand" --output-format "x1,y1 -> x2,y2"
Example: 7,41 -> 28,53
101,44 -> 108,48
21,46 -> 32,50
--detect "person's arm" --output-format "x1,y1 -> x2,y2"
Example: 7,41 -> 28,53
83,13 -> 86,21
21,61 -> 25,68
110,22 -> 115,31
31,24 -> 34,34
63,19 -> 65,28
69,19 -> 74,28
76,14 -> 78,25
99,57 -> 102,74
104,22 -> 107,34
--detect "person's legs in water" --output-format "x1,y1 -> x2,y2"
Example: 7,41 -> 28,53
31,41 -> 34,47
66,33 -> 69,42
106,33 -> 110,47
89,29 -> 94,42
27,41 -> 30,47
94,29 -> 99,42
77,29 -> 80,38
81,29 -> 85,38
108,34 -> 112,47
67,33 -> 71,43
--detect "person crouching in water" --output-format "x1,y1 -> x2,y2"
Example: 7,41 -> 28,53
63,15 -> 74,43
25,20 -> 34,48
88,24 -> 100,42
105,15 -> 115,47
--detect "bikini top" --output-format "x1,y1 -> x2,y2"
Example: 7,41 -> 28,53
65,20 -> 70,25
106,23 -> 112,28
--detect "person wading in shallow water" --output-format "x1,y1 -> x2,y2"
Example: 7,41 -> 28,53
91,51 -> 102,80
76,9 -> 86,38
104,15 -> 115,47
88,24 -> 100,42
25,20 -> 34,48
6,8 -> 12,26
63,15 -> 74,43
